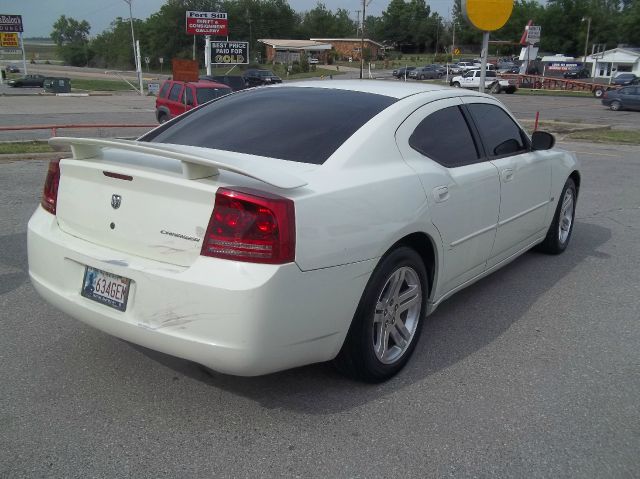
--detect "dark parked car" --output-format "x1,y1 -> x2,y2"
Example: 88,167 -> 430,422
563,69 -> 590,79
242,69 -> 282,87
392,66 -> 416,78
7,74 -> 46,87
199,75 -> 247,91
5,64 -> 20,73
611,73 -> 638,86
601,86 -> 640,111
409,66 -> 441,80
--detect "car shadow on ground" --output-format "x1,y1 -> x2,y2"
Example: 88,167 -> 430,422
0,232 -> 29,296
132,220 -> 611,414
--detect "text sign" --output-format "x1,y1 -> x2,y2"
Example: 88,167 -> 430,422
172,58 -> 199,82
186,11 -> 228,36
0,32 -> 19,47
526,25 -> 541,44
211,42 -> 249,64
0,14 -> 23,32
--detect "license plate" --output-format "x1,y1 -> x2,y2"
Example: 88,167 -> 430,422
81,266 -> 130,312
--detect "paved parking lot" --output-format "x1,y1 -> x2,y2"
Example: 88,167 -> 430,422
1,140 -> 638,477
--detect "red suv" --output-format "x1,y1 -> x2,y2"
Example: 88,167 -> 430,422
155,80 -> 232,123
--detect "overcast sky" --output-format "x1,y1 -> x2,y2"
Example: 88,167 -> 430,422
7,0 -> 454,38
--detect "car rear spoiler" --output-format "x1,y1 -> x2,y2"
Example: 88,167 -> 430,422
48,137 -> 308,189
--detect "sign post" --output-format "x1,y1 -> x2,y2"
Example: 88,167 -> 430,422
159,56 -> 163,74
462,0 -> 513,93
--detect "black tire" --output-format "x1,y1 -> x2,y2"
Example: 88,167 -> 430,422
610,100 -> 622,111
157,112 -> 169,124
453,81 -> 461,88
536,178 -> 577,255
594,88 -> 605,98
419,74 -> 426,80
490,82 -> 502,94
334,247 -> 428,383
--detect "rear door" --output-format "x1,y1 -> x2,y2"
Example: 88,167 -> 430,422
396,97 -> 500,294
463,98 -> 552,267
166,82 -> 185,118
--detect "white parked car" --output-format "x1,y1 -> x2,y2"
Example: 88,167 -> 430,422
28,81 -> 580,382
450,69 -> 516,93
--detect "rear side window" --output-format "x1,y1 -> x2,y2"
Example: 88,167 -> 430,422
467,103 -> 528,157
168,84 -> 182,101
184,86 -> 194,105
196,87 -> 231,104
486,71 -> 497,78
409,106 -> 479,168
143,87 -> 396,165
159,82 -> 170,98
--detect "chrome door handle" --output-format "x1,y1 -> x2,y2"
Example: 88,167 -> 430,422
433,186 -> 450,203
501,168 -> 514,182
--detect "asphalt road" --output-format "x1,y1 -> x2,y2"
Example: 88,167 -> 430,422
2,83 -> 639,142
1,141 -> 638,477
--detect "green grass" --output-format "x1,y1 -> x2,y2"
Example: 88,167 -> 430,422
285,67 -> 345,79
0,141 -> 54,155
565,128 -> 640,145
24,42 -> 59,61
70,78 -> 146,92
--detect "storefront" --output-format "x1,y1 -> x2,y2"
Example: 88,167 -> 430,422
587,47 -> 640,79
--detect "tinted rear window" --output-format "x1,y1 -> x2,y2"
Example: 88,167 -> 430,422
196,86 -> 231,104
143,87 -> 396,164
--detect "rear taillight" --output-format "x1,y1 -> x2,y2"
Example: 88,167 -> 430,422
201,187 -> 295,264
41,159 -> 60,215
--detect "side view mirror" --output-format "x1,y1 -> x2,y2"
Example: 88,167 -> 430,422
531,131 -> 555,150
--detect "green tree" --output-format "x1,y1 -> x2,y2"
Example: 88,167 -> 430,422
50,15 -> 92,66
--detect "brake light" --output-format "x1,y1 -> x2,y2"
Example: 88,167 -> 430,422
41,159 -> 60,215
201,187 -> 295,264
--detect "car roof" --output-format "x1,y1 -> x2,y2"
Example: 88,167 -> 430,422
280,80 -> 480,100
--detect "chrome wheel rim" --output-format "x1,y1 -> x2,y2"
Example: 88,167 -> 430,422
558,188 -> 574,244
373,266 -> 422,365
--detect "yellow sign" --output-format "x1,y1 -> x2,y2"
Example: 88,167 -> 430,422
0,32 -> 19,48
454,48 -> 461,55
463,0 -> 513,32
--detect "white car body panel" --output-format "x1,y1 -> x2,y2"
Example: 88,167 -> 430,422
451,70 -> 510,90
27,80 -> 580,376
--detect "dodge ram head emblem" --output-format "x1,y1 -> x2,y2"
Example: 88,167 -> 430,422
111,194 -> 122,209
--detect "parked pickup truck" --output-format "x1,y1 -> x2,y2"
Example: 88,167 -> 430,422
450,69 -> 517,94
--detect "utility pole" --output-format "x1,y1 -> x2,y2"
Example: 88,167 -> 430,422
582,16 -> 591,63
360,0 -> 366,79
355,10 -> 361,36
124,0 -> 144,96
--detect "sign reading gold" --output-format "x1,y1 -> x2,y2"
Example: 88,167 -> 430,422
462,0 -> 513,31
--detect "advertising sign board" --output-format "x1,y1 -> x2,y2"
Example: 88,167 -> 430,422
186,11 -> 228,36
526,25 -> 541,44
0,14 -> 23,33
0,32 -> 19,47
211,42 -> 248,64
171,59 -> 199,82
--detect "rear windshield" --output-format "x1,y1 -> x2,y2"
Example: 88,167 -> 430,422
143,87 -> 396,164
196,86 -> 232,104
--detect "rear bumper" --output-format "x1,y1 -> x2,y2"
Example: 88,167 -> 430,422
28,207 -> 375,376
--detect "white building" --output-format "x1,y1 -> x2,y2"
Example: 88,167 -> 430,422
587,47 -> 640,79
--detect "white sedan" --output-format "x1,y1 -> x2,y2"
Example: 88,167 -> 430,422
28,81 -> 580,382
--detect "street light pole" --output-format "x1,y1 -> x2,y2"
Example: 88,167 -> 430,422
124,0 -> 144,96
582,16 -> 591,63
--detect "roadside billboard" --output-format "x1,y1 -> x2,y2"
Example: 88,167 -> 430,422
526,25 -> 541,45
186,11 -> 228,36
211,42 -> 249,64
0,32 -> 19,47
0,14 -> 23,33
